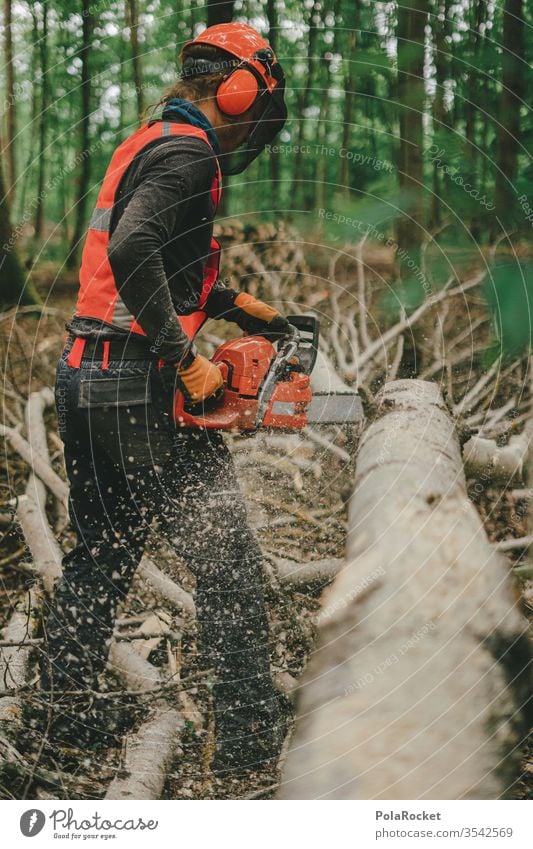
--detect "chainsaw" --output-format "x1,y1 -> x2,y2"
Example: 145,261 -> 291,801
173,315 -> 363,432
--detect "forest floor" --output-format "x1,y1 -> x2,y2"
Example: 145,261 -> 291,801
1,234 -> 532,800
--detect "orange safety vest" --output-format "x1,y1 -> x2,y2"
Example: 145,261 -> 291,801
76,120 -> 222,344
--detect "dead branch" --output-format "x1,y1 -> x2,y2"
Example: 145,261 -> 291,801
0,596 -> 39,734
105,706 -> 184,800
270,555 -> 342,586
303,426 -> 351,462
357,272 -> 484,371
138,557 -> 196,618
106,644 -> 185,800
0,424 -> 67,506
495,536 -> 533,552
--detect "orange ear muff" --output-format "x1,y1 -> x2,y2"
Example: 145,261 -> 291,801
216,68 -> 259,116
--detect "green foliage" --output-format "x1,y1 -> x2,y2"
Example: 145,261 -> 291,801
483,261 -> 533,360
0,0 -> 530,299
380,277 -> 427,319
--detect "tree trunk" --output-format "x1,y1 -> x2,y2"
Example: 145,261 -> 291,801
125,0 -> 145,124
266,0 -> 280,191
204,0 -> 234,216
429,0 -> 451,228
396,0 -> 428,260
494,0 -> 525,222
3,0 -> 16,203
338,0 -> 360,192
0,157 -> 39,307
33,0 -> 49,242
312,54 -> 332,212
118,31 -> 127,137
66,2 -> 95,270
279,380 -> 530,799
207,0 -> 235,27
291,2 -> 321,206
465,0 -> 488,240
17,5 -> 40,225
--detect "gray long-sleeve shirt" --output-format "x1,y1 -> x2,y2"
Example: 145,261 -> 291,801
71,126 -> 245,364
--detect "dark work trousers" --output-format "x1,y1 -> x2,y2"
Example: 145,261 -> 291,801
41,342 -> 282,764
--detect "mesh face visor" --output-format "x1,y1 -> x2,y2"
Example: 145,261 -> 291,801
220,75 -> 287,176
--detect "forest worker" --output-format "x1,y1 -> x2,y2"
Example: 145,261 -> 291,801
39,22 -> 291,777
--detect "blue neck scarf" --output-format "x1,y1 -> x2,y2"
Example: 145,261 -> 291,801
161,97 -> 221,156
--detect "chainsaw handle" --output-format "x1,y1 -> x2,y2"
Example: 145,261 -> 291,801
285,322 -> 300,344
285,315 -> 319,376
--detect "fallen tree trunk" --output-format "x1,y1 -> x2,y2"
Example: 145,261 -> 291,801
279,379 -> 530,800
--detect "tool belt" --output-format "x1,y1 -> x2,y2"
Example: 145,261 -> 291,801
65,334 -> 160,369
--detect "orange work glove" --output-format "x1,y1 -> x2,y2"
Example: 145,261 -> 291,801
176,354 -> 224,405
234,292 -> 292,340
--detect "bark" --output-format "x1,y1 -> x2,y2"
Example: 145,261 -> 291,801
465,0 -> 488,240
463,1 -> 482,164
66,2 -> 95,270
313,54 -> 332,211
396,0 -> 428,259
522,361 -> 533,574
279,380 -> 530,800
125,0 -> 144,123
494,0 -> 525,221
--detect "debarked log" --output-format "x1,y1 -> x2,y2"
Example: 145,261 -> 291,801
278,379 -> 530,800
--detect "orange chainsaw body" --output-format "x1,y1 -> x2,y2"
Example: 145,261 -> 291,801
173,336 -> 312,431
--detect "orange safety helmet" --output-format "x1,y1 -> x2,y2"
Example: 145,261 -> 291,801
180,22 -> 287,174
